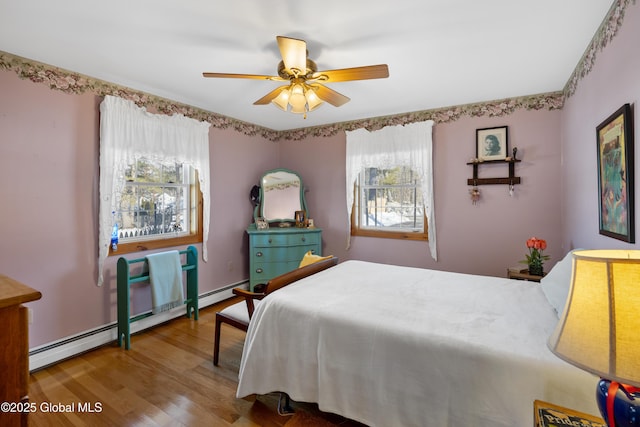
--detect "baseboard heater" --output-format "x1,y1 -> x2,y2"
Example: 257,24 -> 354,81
28,281 -> 247,372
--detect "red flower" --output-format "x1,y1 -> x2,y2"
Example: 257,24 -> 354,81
521,237 -> 550,268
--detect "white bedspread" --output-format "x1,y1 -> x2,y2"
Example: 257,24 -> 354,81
237,260 -> 599,427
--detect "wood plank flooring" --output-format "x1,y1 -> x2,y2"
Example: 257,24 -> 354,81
27,297 -> 365,426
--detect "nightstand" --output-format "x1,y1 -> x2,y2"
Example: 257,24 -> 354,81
507,266 -> 545,282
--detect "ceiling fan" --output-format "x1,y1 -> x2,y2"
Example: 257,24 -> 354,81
203,36 -> 389,118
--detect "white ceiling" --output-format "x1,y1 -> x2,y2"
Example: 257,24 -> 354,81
0,0 -> 614,131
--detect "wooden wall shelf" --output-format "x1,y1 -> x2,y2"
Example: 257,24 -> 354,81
467,158 -> 521,186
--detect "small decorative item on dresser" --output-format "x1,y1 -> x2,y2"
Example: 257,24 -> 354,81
295,210 -> 306,228
520,237 -> 550,276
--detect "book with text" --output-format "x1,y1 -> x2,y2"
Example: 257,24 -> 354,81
534,400 -> 605,427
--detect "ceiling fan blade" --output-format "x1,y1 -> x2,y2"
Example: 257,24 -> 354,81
314,84 -> 350,107
202,72 -> 282,81
253,85 -> 288,105
277,36 -> 307,73
313,64 -> 389,82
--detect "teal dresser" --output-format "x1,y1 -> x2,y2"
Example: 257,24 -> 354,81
246,225 -> 322,290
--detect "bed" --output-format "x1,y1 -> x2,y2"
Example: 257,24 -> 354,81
236,255 -> 599,427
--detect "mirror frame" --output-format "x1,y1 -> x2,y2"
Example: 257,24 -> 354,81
254,168 -> 307,224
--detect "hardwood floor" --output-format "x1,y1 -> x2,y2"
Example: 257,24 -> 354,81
28,297 -> 365,426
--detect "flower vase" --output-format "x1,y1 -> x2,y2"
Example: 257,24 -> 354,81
528,264 -> 543,277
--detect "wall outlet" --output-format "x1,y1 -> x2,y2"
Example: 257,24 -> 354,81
28,308 -> 33,324
227,260 -> 233,272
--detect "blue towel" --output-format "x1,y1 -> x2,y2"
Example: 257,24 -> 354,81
146,251 -> 184,314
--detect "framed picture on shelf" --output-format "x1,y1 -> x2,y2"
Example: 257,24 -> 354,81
476,126 -> 508,161
597,103 -> 634,243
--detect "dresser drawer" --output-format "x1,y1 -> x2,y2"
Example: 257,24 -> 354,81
250,233 -> 288,247
251,247 -> 280,263
252,246 -> 316,263
249,262 -> 276,283
251,231 -> 320,248
286,232 -> 320,246
250,261 -> 299,284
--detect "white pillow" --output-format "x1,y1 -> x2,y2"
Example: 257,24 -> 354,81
540,249 -> 582,316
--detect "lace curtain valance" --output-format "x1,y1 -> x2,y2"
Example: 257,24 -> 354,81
345,120 -> 437,260
98,95 -> 211,285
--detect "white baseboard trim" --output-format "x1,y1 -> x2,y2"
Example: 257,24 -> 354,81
28,281 -> 247,372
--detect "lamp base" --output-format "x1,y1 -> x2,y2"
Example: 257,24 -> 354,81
596,379 -> 640,426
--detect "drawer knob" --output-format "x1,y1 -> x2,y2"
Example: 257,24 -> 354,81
256,251 -> 263,257
256,268 -> 263,274
268,238 -> 272,243
301,237 -> 306,242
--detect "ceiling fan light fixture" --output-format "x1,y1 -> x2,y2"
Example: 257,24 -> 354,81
204,36 -> 389,119
289,83 -> 307,113
305,87 -> 323,111
289,98 -> 306,114
290,82 -> 304,96
271,87 -> 290,111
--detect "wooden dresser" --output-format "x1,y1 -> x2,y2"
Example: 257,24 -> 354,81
0,275 -> 41,427
247,225 -> 322,290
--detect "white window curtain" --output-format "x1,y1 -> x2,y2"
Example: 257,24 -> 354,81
97,95 -> 211,286
345,120 -> 437,260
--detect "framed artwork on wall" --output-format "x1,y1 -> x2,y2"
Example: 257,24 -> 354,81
476,126 -> 508,161
597,103 -> 634,243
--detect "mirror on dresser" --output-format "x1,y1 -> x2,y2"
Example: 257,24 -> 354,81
247,168 -> 322,290
255,168 -> 307,224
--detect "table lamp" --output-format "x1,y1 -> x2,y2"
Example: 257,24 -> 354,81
548,249 -> 640,426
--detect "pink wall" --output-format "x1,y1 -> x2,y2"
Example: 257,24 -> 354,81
0,71 -> 278,347
561,3 -> 640,251
280,109 -> 564,277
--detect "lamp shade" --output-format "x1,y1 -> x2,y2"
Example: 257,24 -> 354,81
548,249 -> 640,388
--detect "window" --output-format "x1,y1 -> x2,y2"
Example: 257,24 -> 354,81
352,166 -> 427,241
98,96 -> 211,285
345,120 -> 436,259
110,158 -> 203,255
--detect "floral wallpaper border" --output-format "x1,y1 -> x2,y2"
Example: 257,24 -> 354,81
0,0 -> 632,142
563,0 -> 633,98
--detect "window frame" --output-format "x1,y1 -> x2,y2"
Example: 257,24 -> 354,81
351,168 -> 428,242
109,169 -> 203,256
